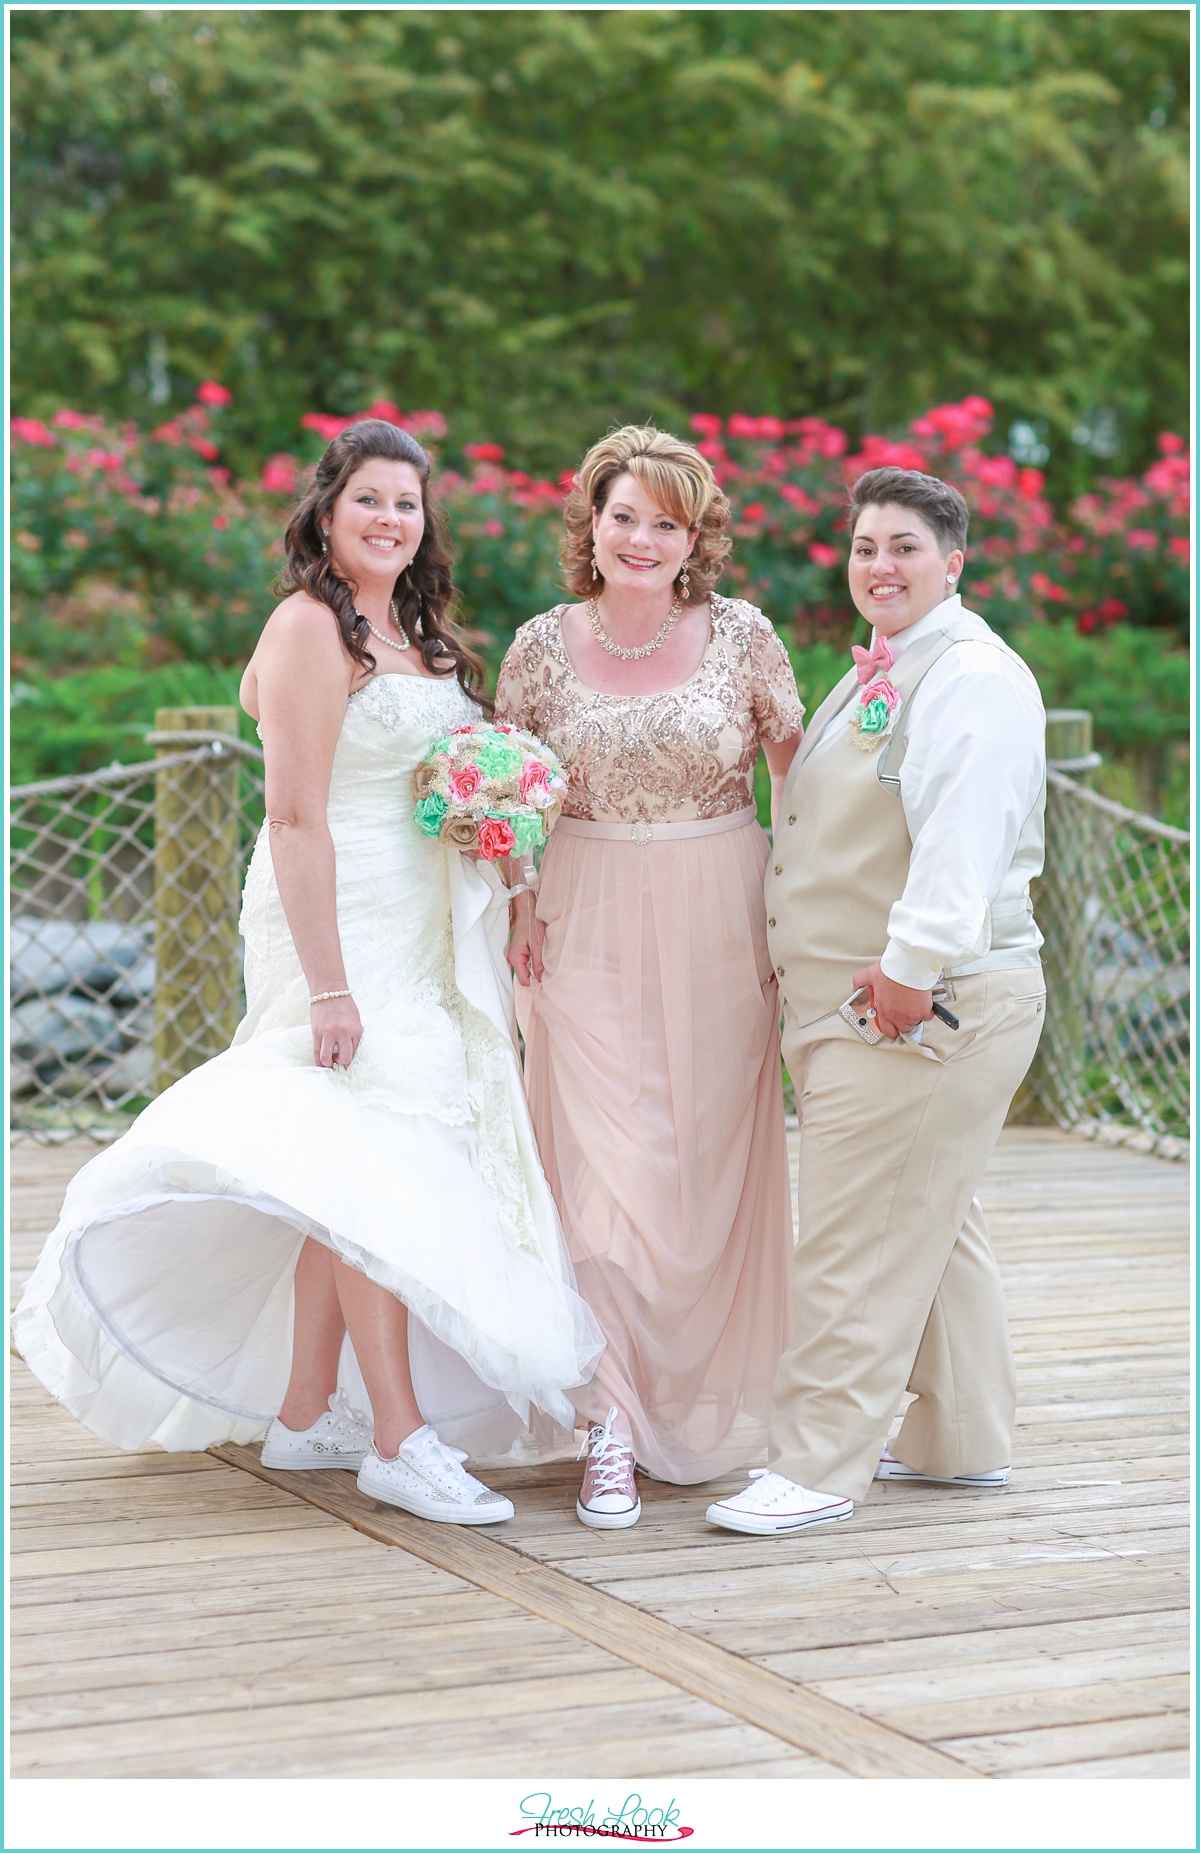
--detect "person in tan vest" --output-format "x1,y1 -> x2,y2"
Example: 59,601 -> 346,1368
707,465 -> 1047,1536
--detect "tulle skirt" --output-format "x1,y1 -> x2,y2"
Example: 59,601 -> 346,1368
522,809 -> 793,1483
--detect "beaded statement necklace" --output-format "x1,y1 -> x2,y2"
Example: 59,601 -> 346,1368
586,595 -> 681,661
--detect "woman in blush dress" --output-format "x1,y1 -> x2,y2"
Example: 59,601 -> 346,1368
496,425 -> 804,1528
13,419 -> 601,1525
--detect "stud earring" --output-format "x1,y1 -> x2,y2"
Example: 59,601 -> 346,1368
591,544 -> 600,583
679,559 -> 692,602
946,574 -> 955,586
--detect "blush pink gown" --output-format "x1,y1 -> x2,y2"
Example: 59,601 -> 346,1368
495,594 -> 803,1483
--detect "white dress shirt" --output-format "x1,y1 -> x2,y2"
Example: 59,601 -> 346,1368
809,596 -> 1046,991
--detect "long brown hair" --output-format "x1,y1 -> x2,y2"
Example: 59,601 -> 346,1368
279,418 -> 489,707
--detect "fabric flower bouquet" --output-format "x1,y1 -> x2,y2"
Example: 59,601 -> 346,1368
412,721 -> 567,876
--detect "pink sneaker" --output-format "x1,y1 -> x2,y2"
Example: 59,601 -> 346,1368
576,1407 -> 641,1530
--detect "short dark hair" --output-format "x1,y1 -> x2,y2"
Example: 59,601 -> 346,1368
847,467 -> 969,555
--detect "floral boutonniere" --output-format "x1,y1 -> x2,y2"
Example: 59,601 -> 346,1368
848,636 -> 901,752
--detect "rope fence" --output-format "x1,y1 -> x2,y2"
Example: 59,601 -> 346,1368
1019,769 -> 1190,1160
9,707 -> 1191,1158
11,710 -> 264,1141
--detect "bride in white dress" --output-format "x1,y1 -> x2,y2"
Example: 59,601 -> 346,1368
13,419 -> 602,1525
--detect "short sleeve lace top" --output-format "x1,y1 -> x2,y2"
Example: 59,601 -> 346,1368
494,594 -> 805,824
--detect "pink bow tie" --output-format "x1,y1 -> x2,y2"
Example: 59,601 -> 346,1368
851,634 -> 895,685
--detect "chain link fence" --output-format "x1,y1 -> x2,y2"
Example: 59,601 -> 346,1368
11,725 -> 264,1141
9,726 -> 1191,1158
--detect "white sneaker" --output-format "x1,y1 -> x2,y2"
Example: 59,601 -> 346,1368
576,1407 -> 641,1530
356,1425 -> 515,1525
874,1445 -> 1010,1487
260,1389 -> 373,1470
706,1469 -> 853,1536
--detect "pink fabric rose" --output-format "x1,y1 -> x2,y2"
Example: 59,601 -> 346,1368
476,817 -> 516,861
519,757 -> 551,801
859,677 -> 900,711
449,765 -> 483,803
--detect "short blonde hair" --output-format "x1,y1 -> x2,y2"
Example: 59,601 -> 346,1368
560,425 -> 732,601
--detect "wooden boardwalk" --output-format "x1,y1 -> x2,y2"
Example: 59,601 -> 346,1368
9,1128 -> 1191,1780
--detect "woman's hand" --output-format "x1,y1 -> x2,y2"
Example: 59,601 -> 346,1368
310,995 -> 363,1068
851,962 -> 934,1041
507,891 -> 545,987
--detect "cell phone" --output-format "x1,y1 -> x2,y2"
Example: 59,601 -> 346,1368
838,986 -> 883,1044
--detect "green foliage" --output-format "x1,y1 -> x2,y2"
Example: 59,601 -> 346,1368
9,662 -> 257,785
1014,620 -> 1189,756
11,9 -> 1188,488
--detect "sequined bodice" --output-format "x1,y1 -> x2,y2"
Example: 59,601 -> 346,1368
494,595 -> 804,824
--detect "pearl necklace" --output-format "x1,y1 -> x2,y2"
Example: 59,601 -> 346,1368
587,595 -> 681,661
357,597 -> 410,652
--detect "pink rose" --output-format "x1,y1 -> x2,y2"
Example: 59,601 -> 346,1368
449,724 -> 476,736
859,677 -> 900,711
519,757 -> 551,801
493,722 -> 517,735
449,765 -> 483,803
476,817 -> 516,861
261,453 -> 299,493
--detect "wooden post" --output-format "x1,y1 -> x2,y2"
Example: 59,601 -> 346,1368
1045,708 -> 1099,773
153,706 -> 242,1094
1010,709 -> 1099,1124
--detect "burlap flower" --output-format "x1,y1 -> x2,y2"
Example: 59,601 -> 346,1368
411,760 -> 443,800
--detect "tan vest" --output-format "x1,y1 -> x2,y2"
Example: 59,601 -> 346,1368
766,609 -> 1046,1031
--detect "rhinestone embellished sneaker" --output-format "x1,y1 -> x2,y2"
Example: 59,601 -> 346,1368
260,1388 -> 373,1470
576,1407 -> 641,1530
356,1425 -> 515,1525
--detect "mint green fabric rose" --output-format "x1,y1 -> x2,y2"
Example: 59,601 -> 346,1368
414,792 -> 449,837
859,698 -> 892,736
505,810 -> 545,857
472,738 -> 524,778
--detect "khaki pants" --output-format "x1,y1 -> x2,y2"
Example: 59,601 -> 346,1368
770,969 -> 1045,1504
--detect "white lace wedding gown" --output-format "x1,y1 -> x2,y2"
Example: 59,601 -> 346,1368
12,673 -> 603,1459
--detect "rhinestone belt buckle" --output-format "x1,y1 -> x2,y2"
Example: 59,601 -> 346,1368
630,819 -> 653,847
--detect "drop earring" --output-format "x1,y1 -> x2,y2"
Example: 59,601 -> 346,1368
591,544 -> 600,583
679,559 -> 692,602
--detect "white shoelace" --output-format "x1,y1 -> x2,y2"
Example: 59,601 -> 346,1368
741,1469 -> 798,1506
404,1427 -> 488,1498
325,1388 -> 371,1442
579,1406 -> 635,1496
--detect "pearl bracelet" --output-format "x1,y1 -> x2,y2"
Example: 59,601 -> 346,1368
309,989 -> 352,1005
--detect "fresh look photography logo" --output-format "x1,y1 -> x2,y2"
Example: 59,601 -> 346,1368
511,1792 -> 693,1842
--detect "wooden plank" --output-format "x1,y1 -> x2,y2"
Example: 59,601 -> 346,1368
1020,1750 -> 1191,1779
805,1643 -> 1190,1716
940,1710 -> 1192,1776
12,1702 -> 838,1781
758,1608 -> 1187,1684
13,1521 -> 373,1582
875,1673 -> 1189,1742
214,1443 -> 980,1781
